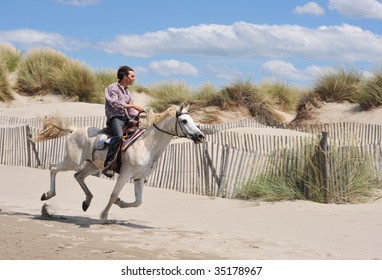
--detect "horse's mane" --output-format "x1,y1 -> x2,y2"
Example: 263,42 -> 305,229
145,105 -> 179,127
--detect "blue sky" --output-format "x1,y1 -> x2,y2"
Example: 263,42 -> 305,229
1,0 -> 382,88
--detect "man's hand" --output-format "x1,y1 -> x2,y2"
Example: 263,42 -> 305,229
125,104 -> 144,112
134,105 -> 145,112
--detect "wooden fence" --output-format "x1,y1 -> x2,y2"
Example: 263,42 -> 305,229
1,116 -> 382,201
2,114 -> 382,143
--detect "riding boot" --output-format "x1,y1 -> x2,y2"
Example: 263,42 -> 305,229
102,136 -> 122,177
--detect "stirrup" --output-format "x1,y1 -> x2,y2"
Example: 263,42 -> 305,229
102,169 -> 114,178
102,162 -> 115,178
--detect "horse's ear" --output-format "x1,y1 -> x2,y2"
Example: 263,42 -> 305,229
179,103 -> 189,112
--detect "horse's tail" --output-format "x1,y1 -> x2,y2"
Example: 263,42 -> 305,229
32,115 -> 74,142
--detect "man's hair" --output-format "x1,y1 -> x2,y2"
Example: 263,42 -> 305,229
117,65 -> 134,81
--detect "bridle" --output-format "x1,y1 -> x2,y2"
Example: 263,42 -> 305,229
153,111 -> 189,138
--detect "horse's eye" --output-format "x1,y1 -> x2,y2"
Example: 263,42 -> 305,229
181,119 -> 187,124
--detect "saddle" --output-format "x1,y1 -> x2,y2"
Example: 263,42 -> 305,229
94,117 -> 146,174
102,118 -> 139,136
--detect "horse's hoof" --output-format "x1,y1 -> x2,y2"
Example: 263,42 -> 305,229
41,193 -> 47,201
82,201 -> 89,212
102,219 -> 115,225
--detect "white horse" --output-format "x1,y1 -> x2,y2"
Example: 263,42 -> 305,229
34,105 -> 205,222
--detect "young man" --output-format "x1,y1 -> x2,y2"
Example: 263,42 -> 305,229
102,65 -> 144,177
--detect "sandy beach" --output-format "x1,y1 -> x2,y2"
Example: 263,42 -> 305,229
1,164 -> 382,260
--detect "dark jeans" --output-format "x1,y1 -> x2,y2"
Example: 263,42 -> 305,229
104,117 -> 126,167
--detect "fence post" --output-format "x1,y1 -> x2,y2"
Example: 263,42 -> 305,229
218,145 -> 230,198
26,125 -> 32,167
319,131 -> 329,203
25,125 -> 41,167
203,142 -> 211,195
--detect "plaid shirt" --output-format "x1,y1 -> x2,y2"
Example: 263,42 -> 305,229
104,82 -> 137,119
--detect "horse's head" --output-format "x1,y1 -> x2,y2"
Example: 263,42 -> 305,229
150,105 -> 205,143
175,105 -> 205,144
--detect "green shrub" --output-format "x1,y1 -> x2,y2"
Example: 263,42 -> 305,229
358,71 -> 382,110
16,48 -> 67,95
0,43 -> 21,72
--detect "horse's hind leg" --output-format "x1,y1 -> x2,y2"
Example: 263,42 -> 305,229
41,160 -> 75,201
74,161 -> 99,212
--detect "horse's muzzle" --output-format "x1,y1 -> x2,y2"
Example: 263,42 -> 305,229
191,132 -> 205,144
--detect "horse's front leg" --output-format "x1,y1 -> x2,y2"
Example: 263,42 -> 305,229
100,172 -> 131,223
114,179 -> 144,208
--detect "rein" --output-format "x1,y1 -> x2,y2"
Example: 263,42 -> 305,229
153,111 -> 188,138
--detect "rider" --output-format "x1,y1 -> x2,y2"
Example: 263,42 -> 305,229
102,65 -> 144,177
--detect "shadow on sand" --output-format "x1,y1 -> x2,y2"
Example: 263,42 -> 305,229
0,209 -> 156,230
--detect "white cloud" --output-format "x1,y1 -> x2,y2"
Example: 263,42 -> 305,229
304,65 -> 334,79
55,0 -> 100,7
0,29 -> 86,51
294,2 -> 325,16
133,66 -> 150,75
329,0 -> 382,19
205,64 -> 247,82
97,21 -> 382,63
261,60 -> 335,82
262,60 -> 304,80
362,70 -> 375,79
148,60 -> 199,77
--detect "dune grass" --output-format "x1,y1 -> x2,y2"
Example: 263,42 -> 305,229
16,48 -> 67,95
224,80 -> 284,124
358,71 -> 382,110
0,43 -> 22,72
0,43 -> 20,101
256,81 -> 301,113
235,142 -> 381,203
0,62 -> 13,102
289,89 -> 321,125
313,67 -> 362,103
94,69 -> 115,89
50,60 -> 103,103
192,82 -> 218,107
194,80 -> 285,124
147,81 -> 195,112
